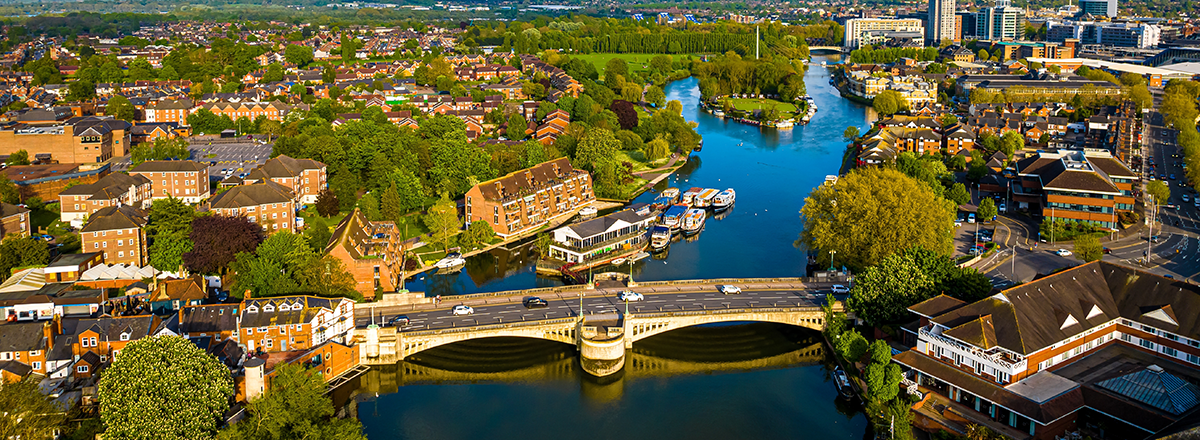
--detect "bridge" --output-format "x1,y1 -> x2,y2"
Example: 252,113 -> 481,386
808,46 -> 846,53
354,277 -> 850,377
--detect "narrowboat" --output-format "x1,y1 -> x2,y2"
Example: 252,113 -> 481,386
661,205 -> 689,231
712,189 -> 736,211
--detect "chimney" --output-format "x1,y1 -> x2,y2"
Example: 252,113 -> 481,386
245,289 -> 252,300
43,320 -> 54,351
494,182 -> 503,196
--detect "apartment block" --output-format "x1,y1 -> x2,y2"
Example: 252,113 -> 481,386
464,157 -> 594,238
129,160 -> 211,204
80,205 -> 149,266
58,172 -> 152,225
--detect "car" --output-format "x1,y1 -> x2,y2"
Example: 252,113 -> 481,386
968,213 -> 976,223
1056,249 -> 1073,257
720,285 -> 742,295
617,290 -> 644,301
523,297 -> 549,308
1161,174 -> 1168,180
1149,235 -> 1162,243
37,234 -> 53,241
954,220 -> 963,227
831,285 -> 850,294
1165,274 -> 1176,279
389,315 -> 411,326
1172,174 -> 1177,180
1103,247 -> 1112,254
1193,199 -> 1199,208
969,247 -> 985,256
999,203 -> 1007,213
1185,195 -> 1191,203
452,305 -> 474,315
978,234 -> 993,243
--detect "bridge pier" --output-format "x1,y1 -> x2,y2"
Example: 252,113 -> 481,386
578,319 -> 627,377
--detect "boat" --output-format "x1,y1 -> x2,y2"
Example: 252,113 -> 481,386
833,368 -> 854,399
661,187 -> 680,199
660,205 -> 688,231
651,225 -> 672,250
712,188 -> 736,211
652,190 -> 680,210
610,257 -> 627,266
630,251 -> 650,262
578,206 -> 598,218
680,187 -> 703,206
681,208 -> 706,235
434,253 -> 466,269
695,188 -> 719,208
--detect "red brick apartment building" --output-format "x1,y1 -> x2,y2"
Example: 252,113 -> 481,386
129,160 -> 211,204
239,155 -> 327,204
206,181 -> 296,234
235,296 -> 356,353
58,172 -> 152,225
464,157 -> 594,238
80,205 -> 149,266
325,208 -> 402,300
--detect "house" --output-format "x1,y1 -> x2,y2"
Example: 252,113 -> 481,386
0,202 -> 30,238
207,181 -> 295,234
1013,150 -> 1136,230
80,205 -> 149,266
43,252 -> 104,284
58,172 -> 152,225
65,315 -> 157,379
238,155 -> 327,204
149,277 -> 207,315
324,208 -> 402,301
894,261 -> 1200,440
238,296 -> 356,353
463,158 -> 594,238
242,339 -> 360,401
546,208 -> 657,264
129,160 -> 211,204
0,321 -> 50,376
179,303 -> 241,342
143,98 -> 192,123
943,124 -> 977,157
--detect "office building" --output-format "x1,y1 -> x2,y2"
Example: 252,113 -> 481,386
1047,21 -> 1160,48
928,0 -> 957,43
971,0 -> 1025,40
1079,0 -> 1117,17
843,18 -> 926,50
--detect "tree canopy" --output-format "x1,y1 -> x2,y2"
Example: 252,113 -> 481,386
219,363 -> 365,440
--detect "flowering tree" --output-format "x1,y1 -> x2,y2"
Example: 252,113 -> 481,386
98,336 -> 233,440
219,363 -> 365,440
0,376 -> 64,439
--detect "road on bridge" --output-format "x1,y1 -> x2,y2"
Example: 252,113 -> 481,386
355,283 -> 846,332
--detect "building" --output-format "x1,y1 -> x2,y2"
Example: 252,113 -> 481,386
0,321 -> 50,376
65,315 -> 157,378
58,172 -> 152,225
1079,0 -> 1117,17
43,252 -> 104,284
192,101 -> 297,123
843,19 -> 925,50
179,303 -> 241,342
239,155 -> 326,204
143,98 -> 192,123
237,296 -> 356,353
895,261 -> 1200,440
928,0 -> 957,44
463,157 -> 594,238
547,208 -> 657,264
129,160 -> 211,204
80,205 -> 149,266
324,208 -> 402,300
1047,21 -> 1161,48
206,181 -> 296,234
845,71 -> 939,105
149,277 -> 207,315
1,163 -> 109,202
1013,149 -> 1135,230
955,72 -> 1122,97
0,116 -> 131,164
971,0 -> 1025,40
0,202 -> 30,238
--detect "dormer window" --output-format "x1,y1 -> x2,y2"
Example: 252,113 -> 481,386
263,304 -> 275,313
120,332 -> 130,341
246,306 -> 258,313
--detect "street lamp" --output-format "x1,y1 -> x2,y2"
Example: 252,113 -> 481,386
829,250 -> 836,271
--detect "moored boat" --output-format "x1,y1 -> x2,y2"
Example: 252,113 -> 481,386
833,368 -> 854,399
434,253 -> 466,269
578,206 -> 598,218
661,187 -> 680,199
610,257 -> 627,266
681,208 -> 706,235
695,188 -> 719,208
651,225 -> 672,250
661,205 -> 688,231
712,188 -> 736,210
652,190 -> 680,210
680,187 -> 703,206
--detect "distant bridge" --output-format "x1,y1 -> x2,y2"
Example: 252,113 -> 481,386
809,46 -> 846,53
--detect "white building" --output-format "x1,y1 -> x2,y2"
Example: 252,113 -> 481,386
928,0 -> 958,43
843,18 -> 926,50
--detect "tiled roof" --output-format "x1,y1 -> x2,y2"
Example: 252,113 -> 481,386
59,173 -> 150,201
130,160 -> 207,173
244,154 -> 324,181
208,181 -> 293,209
0,321 -> 46,352
475,157 -> 583,203
81,205 -> 148,232
180,304 -> 240,334
0,202 -> 29,219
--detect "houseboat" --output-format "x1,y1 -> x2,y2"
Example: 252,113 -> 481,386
661,187 -> 680,199
680,187 -> 703,206
578,206 -> 598,218
660,205 -> 688,231
833,368 -> 853,399
650,225 -> 672,250
695,188 -> 720,208
681,208 -> 706,235
712,189 -> 736,211
652,189 -> 680,210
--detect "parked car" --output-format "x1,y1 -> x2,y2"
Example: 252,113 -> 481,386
1056,249 -> 1073,257
720,285 -> 742,295
954,220 -> 963,227
1184,195 -> 1191,203
617,290 -> 644,302
389,315 -> 410,326
1103,247 -> 1112,254
999,203 -> 1006,213
831,285 -> 850,294
523,297 -> 549,309
968,213 -> 976,223
452,305 -> 474,315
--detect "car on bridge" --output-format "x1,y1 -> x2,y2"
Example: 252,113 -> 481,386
831,285 -> 850,294
720,285 -> 742,294
389,315 -> 410,327
617,291 -> 644,302
452,305 -> 475,315
523,297 -> 549,309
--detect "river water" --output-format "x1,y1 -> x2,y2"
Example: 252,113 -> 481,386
345,55 -> 880,439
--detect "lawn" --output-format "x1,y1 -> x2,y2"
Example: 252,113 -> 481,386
615,150 -> 670,173
570,53 -> 662,80
729,97 -> 799,118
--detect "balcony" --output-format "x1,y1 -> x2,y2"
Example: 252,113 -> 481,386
919,326 -> 1026,372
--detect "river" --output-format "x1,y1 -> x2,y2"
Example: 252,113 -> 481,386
344,55 -> 880,439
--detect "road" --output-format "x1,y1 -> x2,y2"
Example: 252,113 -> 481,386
355,284 -> 846,331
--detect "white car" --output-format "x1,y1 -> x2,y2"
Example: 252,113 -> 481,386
1056,249 -> 1073,257
617,290 -> 644,302
452,305 -> 474,315
831,285 -> 850,294
720,285 -> 742,295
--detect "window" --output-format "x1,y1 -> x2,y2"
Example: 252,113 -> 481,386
1121,333 -> 1133,343
120,333 -> 130,341
1188,354 -> 1200,364
118,251 -> 124,258
81,338 -> 91,348
1162,346 -> 1178,357
1140,339 -> 1156,350
1166,333 -> 1180,341
77,365 -> 89,373
247,328 -> 254,335
29,350 -> 39,356
32,361 -> 41,370
259,327 -> 267,333
266,339 -> 273,348
1142,325 -> 1156,334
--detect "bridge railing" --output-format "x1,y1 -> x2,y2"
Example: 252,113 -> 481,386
631,306 -> 824,320
430,274 -> 852,303
401,317 -> 578,337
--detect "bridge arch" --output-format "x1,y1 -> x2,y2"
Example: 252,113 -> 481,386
399,321 -> 578,358
627,310 -> 825,344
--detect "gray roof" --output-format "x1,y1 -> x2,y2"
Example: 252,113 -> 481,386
0,321 -> 46,352
0,202 -> 29,219
59,172 -> 150,201
180,304 -> 241,334
130,160 -> 207,173
563,208 -> 656,240
1096,366 -> 1200,415
80,205 -> 148,233
208,181 -> 293,209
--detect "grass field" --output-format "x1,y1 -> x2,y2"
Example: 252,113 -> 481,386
570,53 -> 662,80
729,97 -> 799,118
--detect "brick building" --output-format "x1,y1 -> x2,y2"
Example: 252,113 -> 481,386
1013,150 -> 1136,230
0,116 -> 132,164
325,208 -> 402,300
129,160 -> 211,204
239,155 -> 327,204
0,202 -> 30,238
237,296 -> 356,353
0,321 -> 50,376
80,205 -> 149,266
206,181 -> 296,234
193,100 -> 297,123
464,157 -> 594,238
65,315 -> 156,379
58,172 -> 152,224
143,98 -> 192,123
1,163 -> 109,202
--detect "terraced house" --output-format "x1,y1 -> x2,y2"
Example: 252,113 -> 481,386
237,296 -> 356,353
464,157 -> 595,238
1014,150 -> 1136,230
895,261 -> 1200,440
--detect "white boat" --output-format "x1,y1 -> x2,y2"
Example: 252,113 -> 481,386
661,205 -> 688,231
681,208 -> 706,235
651,225 -> 672,250
680,187 -> 703,206
695,188 -> 719,208
630,251 -> 651,262
578,206 -> 598,218
661,187 -> 680,199
611,257 -> 627,266
434,253 -> 466,269
712,189 -> 736,211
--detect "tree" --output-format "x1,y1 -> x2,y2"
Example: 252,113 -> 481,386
0,235 -> 49,278
1075,234 -> 1103,262
0,175 -> 18,204
865,362 -> 903,403
978,198 -> 998,222
800,168 -> 955,270
459,220 -> 495,250
947,183 -> 971,206
99,336 -> 233,440
6,149 -> 29,165
869,339 -> 892,366
872,91 -> 899,115
843,126 -> 860,142
575,128 -> 622,171
621,83 -> 642,103
315,189 -> 340,217
507,113 -> 527,140
106,95 -> 137,121
604,58 -> 628,82
643,137 -> 670,161
131,137 -> 190,166
999,131 -> 1024,157
835,329 -> 868,362
977,49 -> 989,61
219,363 -> 365,440
645,85 -> 666,107
423,194 -> 460,252
381,182 -> 402,223
227,232 -> 357,299
848,251 -> 934,325
1147,179 -> 1171,206
67,80 -> 96,101
0,375 -> 65,440
284,44 -> 313,67
940,114 -> 959,127
147,198 -> 196,272
610,100 -> 638,130
183,215 -> 265,274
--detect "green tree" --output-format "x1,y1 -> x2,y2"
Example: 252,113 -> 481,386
507,113 -> 527,140
800,168 -> 955,270
865,362 -> 903,403
99,336 -> 233,440
835,328 -> 869,362
219,363 -> 365,440
106,95 -> 137,121
315,189 -> 340,217
423,194 -> 460,252
978,197 -> 998,221
67,80 -> 96,101
645,85 -> 666,107
848,251 -> 934,325
603,58 -> 628,82
0,375 -> 65,440
1075,234 -> 1102,262
1147,179 -> 1171,206
869,339 -> 892,366
381,182 -> 402,223
284,44 -> 314,67
872,91 -> 899,115
147,197 -> 196,273
575,128 -> 621,171
999,131 -> 1024,157
6,149 -> 29,165
643,137 -> 670,161
843,126 -> 860,142
947,183 -> 971,206
822,293 -> 847,338
0,175 -> 18,204
459,220 -> 495,250
0,236 -> 49,277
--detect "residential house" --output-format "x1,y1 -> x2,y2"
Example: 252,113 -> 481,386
129,160 -> 211,204
80,205 -> 149,266
179,303 -> 241,342
149,277 -> 207,315
65,315 -> 156,379
58,172 -> 152,224
238,296 -> 356,353
0,202 -> 30,238
206,181 -> 296,234
143,98 -> 192,123
324,208 -> 402,300
0,321 -> 50,376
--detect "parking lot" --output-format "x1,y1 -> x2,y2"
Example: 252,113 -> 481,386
187,141 -> 274,182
